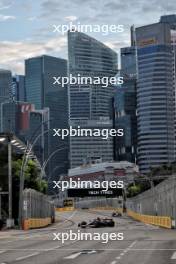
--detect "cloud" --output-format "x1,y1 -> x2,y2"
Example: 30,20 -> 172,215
0,0 -> 13,10
28,16 -> 37,21
1,0 -> 176,75
0,36 -> 67,74
0,4 -> 11,10
0,14 -> 15,21
65,15 -> 77,22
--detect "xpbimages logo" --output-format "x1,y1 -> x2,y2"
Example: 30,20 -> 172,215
53,74 -> 124,88
53,231 -> 124,244
52,22 -> 124,35
53,126 -> 124,140
53,178 -> 124,191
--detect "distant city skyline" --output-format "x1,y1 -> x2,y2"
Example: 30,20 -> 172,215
0,0 -> 175,74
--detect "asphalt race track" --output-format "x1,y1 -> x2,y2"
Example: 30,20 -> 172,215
0,210 -> 176,264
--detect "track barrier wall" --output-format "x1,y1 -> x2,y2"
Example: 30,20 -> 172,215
55,207 -> 74,212
126,176 -> 176,228
127,209 -> 172,229
22,189 -> 55,230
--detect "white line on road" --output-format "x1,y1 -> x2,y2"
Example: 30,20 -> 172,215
129,241 -> 137,248
15,252 -> 39,261
110,240 -> 137,264
2,247 -> 176,251
45,245 -> 61,251
171,252 -> 176,259
64,252 -> 82,259
0,251 -> 6,254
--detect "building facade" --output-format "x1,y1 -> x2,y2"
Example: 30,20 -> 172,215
1,101 -> 34,138
28,108 -> 50,166
25,55 -> 69,187
12,75 -> 26,102
114,39 -> 137,163
0,69 -> 12,132
136,15 -> 176,173
68,31 -> 118,168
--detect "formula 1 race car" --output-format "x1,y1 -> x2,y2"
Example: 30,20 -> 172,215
112,211 -> 122,217
78,217 -> 115,228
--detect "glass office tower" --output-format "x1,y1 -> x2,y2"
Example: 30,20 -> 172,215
136,15 -> 176,174
25,55 -> 69,189
12,75 -> 26,102
28,108 -> 50,166
0,69 -> 12,132
114,39 -> 137,163
68,31 -> 118,168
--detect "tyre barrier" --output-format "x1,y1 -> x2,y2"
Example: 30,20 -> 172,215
23,217 -> 51,230
127,210 -> 172,229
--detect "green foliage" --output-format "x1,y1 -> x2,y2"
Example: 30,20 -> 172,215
0,145 -> 48,194
12,158 -> 48,193
149,162 -> 176,177
126,162 -> 176,198
127,184 -> 141,198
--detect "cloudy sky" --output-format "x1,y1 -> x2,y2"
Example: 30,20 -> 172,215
0,0 -> 175,74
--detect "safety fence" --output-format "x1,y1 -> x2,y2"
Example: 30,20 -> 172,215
90,207 -> 123,213
126,176 -> 176,226
22,189 -> 55,230
55,207 -> 123,213
75,197 -> 123,209
127,209 -> 172,229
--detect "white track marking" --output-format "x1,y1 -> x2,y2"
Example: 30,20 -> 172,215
64,252 -> 82,259
171,252 -> 176,259
15,252 -> 39,261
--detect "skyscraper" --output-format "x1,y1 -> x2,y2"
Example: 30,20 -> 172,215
2,101 -> 34,137
25,55 -> 69,186
28,108 -> 50,166
136,15 -> 176,173
68,31 -> 118,168
12,75 -> 26,102
0,69 -> 12,132
114,27 -> 137,163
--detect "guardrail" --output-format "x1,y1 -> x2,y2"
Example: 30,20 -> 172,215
23,217 -> 51,230
127,210 -> 172,229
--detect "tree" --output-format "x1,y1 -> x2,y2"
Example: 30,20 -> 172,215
127,184 -> 141,198
12,158 -> 48,193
